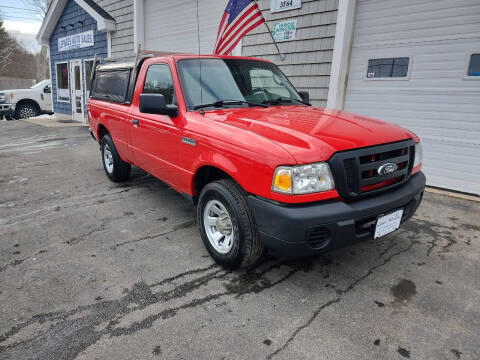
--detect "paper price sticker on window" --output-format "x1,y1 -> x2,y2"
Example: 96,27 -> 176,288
271,0 -> 301,13
273,20 -> 297,42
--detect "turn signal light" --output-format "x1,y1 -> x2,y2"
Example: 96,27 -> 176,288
273,168 -> 292,194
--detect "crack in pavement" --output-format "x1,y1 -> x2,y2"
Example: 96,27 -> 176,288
64,223 -> 107,246
402,218 -> 458,257
0,259 -> 310,359
0,177 -> 160,228
111,219 -> 197,249
266,238 -> 417,359
0,258 -> 29,273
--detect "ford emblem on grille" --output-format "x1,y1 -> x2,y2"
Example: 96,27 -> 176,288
377,163 -> 398,176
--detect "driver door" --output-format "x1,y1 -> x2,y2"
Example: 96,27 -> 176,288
128,63 -> 181,189
43,84 -> 53,111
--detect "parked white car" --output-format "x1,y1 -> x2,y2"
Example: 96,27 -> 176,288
0,80 -> 53,119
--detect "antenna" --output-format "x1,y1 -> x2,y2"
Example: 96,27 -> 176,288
196,0 -> 203,108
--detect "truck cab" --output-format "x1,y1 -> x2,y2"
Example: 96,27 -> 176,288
0,80 -> 53,119
88,53 -> 425,269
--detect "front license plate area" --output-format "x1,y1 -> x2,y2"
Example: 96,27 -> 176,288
374,209 -> 404,239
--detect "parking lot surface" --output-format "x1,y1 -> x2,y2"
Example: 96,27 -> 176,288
0,120 -> 479,360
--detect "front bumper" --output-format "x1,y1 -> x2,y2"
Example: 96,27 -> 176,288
0,103 -> 15,117
248,171 -> 426,258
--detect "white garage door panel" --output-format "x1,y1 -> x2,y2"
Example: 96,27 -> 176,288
344,0 -> 480,194
144,0 -> 227,54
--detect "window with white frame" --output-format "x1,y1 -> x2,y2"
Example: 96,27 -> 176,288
467,54 -> 480,77
84,59 -> 94,98
367,58 -> 409,79
56,62 -> 70,101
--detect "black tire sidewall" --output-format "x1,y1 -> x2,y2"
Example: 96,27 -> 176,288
100,135 -> 124,181
197,183 -> 246,268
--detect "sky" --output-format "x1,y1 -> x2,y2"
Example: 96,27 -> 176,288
1,0 -> 44,53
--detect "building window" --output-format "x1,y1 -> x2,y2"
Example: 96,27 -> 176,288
467,54 -> 480,77
367,58 -> 409,79
84,59 -> 94,98
56,62 -> 70,101
143,64 -> 176,104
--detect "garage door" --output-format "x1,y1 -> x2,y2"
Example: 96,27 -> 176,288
344,0 -> 480,195
144,0 -> 228,54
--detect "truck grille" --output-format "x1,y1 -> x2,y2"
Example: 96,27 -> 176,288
329,139 -> 415,201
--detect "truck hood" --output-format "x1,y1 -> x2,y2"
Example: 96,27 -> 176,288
0,88 -> 33,100
205,106 -> 416,164
1,89 -> 32,94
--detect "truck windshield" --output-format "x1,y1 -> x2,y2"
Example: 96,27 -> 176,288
177,58 -> 304,110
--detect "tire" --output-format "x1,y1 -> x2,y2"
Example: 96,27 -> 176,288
197,179 -> 264,269
100,134 -> 131,182
15,103 -> 39,119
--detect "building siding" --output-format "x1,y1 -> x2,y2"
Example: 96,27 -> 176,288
242,0 -> 339,107
344,0 -> 480,194
96,0 -> 134,59
49,0 -> 108,115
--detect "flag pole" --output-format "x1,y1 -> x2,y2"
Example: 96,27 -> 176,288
255,0 -> 285,61
264,22 -> 285,61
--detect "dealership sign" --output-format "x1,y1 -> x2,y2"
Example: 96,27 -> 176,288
58,30 -> 94,52
271,0 -> 301,13
273,19 -> 297,42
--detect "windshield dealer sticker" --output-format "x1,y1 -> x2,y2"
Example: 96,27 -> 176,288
273,20 -> 297,42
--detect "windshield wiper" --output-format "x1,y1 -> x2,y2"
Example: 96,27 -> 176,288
263,97 -> 311,106
194,99 -> 268,110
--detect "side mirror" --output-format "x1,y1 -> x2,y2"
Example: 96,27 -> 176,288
139,93 -> 178,117
298,91 -> 310,103
44,86 -> 51,94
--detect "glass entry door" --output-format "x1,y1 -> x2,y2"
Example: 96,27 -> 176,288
70,60 -> 84,122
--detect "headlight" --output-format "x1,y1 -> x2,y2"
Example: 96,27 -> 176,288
0,93 -> 6,103
414,141 -> 423,168
272,162 -> 335,194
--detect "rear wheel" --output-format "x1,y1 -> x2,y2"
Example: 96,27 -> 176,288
100,134 -> 131,182
197,179 -> 264,269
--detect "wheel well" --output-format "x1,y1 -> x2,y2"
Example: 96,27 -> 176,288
16,99 -> 40,113
194,166 -> 233,202
98,124 -> 109,140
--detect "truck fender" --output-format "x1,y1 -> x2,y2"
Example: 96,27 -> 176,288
15,99 -> 40,113
190,153 -> 245,196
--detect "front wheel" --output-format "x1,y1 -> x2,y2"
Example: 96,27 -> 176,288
100,134 -> 131,182
197,179 -> 264,269
15,103 -> 39,119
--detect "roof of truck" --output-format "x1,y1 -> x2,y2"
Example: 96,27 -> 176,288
95,52 -> 272,72
96,62 -> 135,71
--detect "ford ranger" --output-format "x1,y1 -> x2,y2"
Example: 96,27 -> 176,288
88,53 -> 425,268
0,79 -> 53,119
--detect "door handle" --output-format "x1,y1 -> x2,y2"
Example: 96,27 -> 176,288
132,119 -> 139,126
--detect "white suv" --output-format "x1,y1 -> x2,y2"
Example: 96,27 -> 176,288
0,80 -> 53,119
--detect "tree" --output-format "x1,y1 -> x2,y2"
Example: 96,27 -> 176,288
0,19 -> 37,79
0,20 -> 15,75
36,46 -> 50,80
22,0 -> 50,80
22,0 -> 48,17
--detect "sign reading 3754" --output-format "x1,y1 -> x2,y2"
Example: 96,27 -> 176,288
271,0 -> 302,13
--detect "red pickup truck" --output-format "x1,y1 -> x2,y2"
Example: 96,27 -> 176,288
88,53 -> 425,268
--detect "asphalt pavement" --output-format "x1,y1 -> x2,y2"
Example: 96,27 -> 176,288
0,120 -> 479,360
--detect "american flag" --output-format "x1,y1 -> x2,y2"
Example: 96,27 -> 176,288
214,0 -> 265,55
